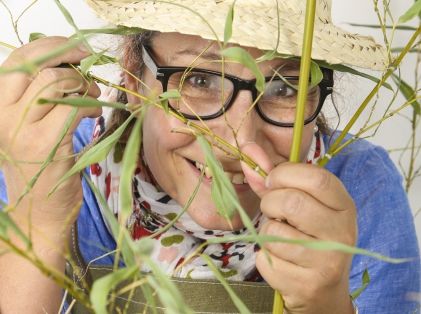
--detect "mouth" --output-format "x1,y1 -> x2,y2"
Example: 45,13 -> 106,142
186,158 -> 248,185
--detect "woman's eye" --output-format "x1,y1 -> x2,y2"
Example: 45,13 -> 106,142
186,74 -> 216,89
266,81 -> 296,98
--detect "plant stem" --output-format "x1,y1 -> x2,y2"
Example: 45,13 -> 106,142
318,26 -> 421,167
273,1 -> 317,313
289,0 -> 317,163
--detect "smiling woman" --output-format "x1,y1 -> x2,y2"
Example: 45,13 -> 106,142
0,1 -> 419,314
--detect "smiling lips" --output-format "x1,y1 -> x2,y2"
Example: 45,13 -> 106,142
191,160 -> 248,185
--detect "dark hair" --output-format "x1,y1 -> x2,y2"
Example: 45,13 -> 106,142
103,32 -> 331,146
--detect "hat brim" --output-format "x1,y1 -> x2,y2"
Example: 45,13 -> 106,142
86,0 -> 388,70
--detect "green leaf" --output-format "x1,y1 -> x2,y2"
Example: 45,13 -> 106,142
0,38 -> 83,75
28,32 -> 46,42
145,261 -> 194,314
310,61 -> 323,87
90,265 -> 138,314
224,1 -> 236,46
74,26 -> 144,37
316,61 -> 393,90
80,52 -> 118,75
351,269 -> 370,300
0,212 -> 30,246
392,73 -> 421,114
197,136 -> 237,220
222,47 -> 265,93
207,234 -> 412,264
159,89 -> 181,114
119,117 -> 143,223
399,0 -> 421,23
201,254 -> 251,314
82,172 -> 136,266
16,109 -> 79,207
49,113 -> 135,195
349,24 -> 418,31
38,97 -> 126,110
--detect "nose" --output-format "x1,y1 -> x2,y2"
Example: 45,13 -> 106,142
218,89 -> 262,147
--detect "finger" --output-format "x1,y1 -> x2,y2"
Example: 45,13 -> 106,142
38,98 -> 102,144
18,68 -> 100,123
239,142 -> 273,199
266,162 -> 355,211
255,249 -> 308,295
261,188 -> 356,241
0,36 -> 90,104
260,219 -> 315,266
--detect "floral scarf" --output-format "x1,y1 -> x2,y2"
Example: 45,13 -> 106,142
90,115 -> 324,281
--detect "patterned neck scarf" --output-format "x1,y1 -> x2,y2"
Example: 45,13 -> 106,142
90,115 -> 325,281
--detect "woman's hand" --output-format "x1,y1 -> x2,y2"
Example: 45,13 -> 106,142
0,36 -> 102,314
241,143 -> 357,314
0,36 -> 101,227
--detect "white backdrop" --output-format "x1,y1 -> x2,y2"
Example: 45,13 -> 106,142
0,0 -> 420,245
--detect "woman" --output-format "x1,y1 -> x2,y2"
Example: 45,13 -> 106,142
0,0 -> 419,313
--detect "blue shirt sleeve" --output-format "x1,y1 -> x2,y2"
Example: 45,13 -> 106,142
326,137 -> 420,314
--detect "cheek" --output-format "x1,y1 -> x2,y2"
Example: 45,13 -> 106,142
262,124 -> 315,162
142,106 -> 192,153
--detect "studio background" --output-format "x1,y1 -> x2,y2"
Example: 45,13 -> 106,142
1,0 -> 420,250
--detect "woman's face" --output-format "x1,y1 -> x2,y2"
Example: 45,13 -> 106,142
126,32 -> 317,230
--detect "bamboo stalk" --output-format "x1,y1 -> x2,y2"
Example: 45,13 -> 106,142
273,1 -> 318,313
318,26 -> 421,167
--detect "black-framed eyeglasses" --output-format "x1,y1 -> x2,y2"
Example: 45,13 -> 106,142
142,45 -> 333,127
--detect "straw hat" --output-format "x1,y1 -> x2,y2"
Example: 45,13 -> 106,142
85,0 -> 389,70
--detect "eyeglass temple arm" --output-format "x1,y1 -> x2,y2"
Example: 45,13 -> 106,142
142,45 -> 160,76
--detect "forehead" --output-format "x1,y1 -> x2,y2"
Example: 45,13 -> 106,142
150,32 -> 299,72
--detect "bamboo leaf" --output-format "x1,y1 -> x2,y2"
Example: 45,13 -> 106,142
310,61 -> 323,87
222,47 -> 265,93
224,1 -> 236,46
201,254 -> 251,314
197,136 -> 237,220
90,265 -> 138,314
29,32 -> 46,42
0,38 -> 83,75
145,261 -> 194,314
72,26 -> 144,37
159,89 -> 181,114
391,73 -> 421,114
316,61 -> 393,90
119,117 -> 143,223
49,113 -> 135,195
0,212 -> 30,246
16,108 -> 79,206
351,269 -> 370,300
349,24 -> 418,31
38,97 -> 126,110
80,52 -> 118,75
82,172 -> 136,266
207,234 -> 412,264
399,0 -> 421,23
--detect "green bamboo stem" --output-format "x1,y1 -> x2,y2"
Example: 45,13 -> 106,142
318,26 -> 421,167
289,0 -> 317,163
272,1 -> 318,313
329,96 -> 421,157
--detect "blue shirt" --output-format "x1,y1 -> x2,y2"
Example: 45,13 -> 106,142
1,118 -> 420,313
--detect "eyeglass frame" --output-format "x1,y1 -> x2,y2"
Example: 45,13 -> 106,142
142,44 -> 334,127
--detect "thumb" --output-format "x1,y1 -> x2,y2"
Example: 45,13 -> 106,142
240,142 -> 274,199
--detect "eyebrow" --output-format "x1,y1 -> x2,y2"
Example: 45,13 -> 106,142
171,48 -> 300,73
173,48 -> 222,61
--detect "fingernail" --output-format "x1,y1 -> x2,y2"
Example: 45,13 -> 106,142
264,175 -> 271,188
78,44 -> 90,53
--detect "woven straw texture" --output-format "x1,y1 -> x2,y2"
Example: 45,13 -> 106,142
86,0 -> 389,70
